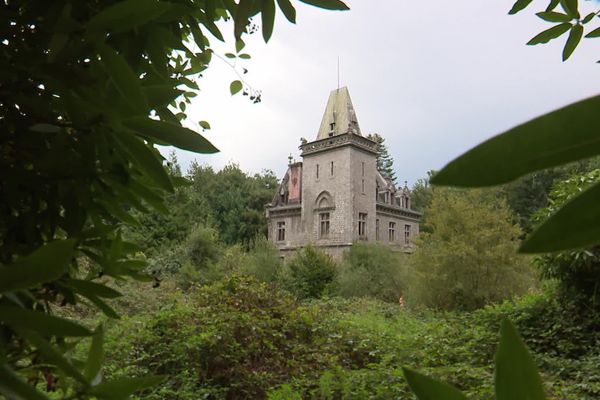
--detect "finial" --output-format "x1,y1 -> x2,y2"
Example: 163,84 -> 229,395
288,154 -> 293,165
337,56 -> 340,90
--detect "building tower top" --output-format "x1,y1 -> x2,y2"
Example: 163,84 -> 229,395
316,87 -> 362,140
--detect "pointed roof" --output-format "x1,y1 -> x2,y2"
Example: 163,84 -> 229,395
316,87 -> 362,140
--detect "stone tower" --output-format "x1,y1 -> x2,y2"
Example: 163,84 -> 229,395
266,87 -> 421,260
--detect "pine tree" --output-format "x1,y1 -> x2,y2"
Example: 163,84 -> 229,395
370,133 -> 397,183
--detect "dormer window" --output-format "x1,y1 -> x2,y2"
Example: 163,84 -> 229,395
330,122 -> 335,130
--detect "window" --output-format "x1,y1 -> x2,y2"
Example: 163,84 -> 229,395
316,164 -> 319,179
330,161 -> 334,176
358,213 -> 367,237
361,179 -> 365,194
277,221 -> 286,241
376,219 -> 380,240
319,212 -> 330,238
404,224 -> 411,245
405,196 -> 411,209
389,222 -> 396,241
361,161 -> 365,176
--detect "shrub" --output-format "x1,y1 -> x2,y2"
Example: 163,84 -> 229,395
242,236 -> 283,283
338,242 -> 407,302
287,246 -> 337,299
104,276 -> 382,399
177,225 -> 222,287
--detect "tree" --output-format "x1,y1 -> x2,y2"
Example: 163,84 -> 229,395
0,0 -> 349,398
407,188 -> 534,311
369,133 -> 396,183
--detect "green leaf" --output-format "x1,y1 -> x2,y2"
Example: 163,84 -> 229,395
236,39 -> 246,52
0,306 -> 92,337
495,319 -> 546,400
142,85 -> 184,108
431,95 -> 600,187
562,24 -> 583,61
535,11 -> 572,23
560,0 -> 579,19
546,0 -> 560,12
19,330 -> 87,384
238,53 -> 251,59
113,132 -> 174,192
520,181 -> 600,252
225,52 -> 236,58
68,280 -> 122,299
262,0 -> 276,42
581,12 -> 596,24
585,26 -> 600,38
234,0 -> 254,40
29,123 -> 61,133
277,0 -> 296,23
124,117 -> 219,153
89,376 -> 164,399
99,46 -> 148,114
81,293 -> 120,319
402,368 -> 468,400
230,80 -> 243,95
84,325 -> 105,383
0,364 -> 51,400
0,239 -> 75,293
508,0 -> 534,14
199,121 -> 211,130
527,23 -> 571,45
87,0 -> 170,32
298,0 -> 349,10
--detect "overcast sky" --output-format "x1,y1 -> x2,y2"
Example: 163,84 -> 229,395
169,0 -> 600,185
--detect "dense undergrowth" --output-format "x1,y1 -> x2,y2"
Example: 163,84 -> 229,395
89,276 -> 599,400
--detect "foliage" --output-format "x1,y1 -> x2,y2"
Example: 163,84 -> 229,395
338,242 -> 407,302
533,169 -> 600,307
509,0 -> 600,61
0,0 -> 348,397
368,133 -> 396,184
407,187 -> 534,310
500,158 -> 600,233
241,236 -> 283,283
187,162 -> 279,247
104,276 -> 384,399
287,246 -> 338,299
410,170 -> 435,213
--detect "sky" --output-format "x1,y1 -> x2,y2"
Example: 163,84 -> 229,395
169,0 -> 600,186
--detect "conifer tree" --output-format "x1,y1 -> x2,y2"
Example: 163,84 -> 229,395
370,133 -> 397,183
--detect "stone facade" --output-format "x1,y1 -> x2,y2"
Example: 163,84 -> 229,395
266,87 -> 421,260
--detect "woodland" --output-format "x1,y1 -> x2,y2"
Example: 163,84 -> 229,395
1,0 -> 600,399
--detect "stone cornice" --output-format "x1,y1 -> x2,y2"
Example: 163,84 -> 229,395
300,133 -> 377,156
266,204 -> 301,217
376,203 -> 422,221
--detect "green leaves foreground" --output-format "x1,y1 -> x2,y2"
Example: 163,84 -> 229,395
404,320 -> 546,400
432,94 -> 600,253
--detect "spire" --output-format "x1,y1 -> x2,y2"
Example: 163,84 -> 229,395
315,87 -> 361,140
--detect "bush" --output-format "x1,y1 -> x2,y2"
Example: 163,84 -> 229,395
242,236 -> 283,283
104,276 -> 383,399
338,243 -> 407,302
177,225 -> 222,287
287,246 -> 338,299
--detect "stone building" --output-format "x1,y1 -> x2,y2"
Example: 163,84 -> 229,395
266,87 -> 421,259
